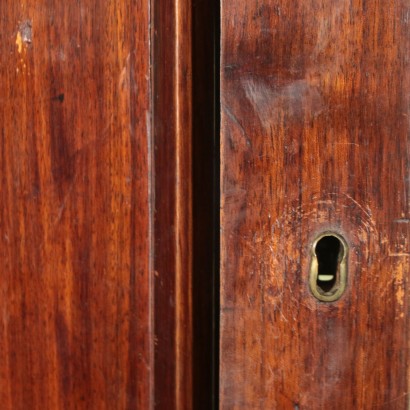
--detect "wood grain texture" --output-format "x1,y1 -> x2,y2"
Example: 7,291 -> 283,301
220,1 -> 410,409
0,1 -> 153,408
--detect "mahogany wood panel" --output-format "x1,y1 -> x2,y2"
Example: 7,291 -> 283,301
0,0 -> 185,408
0,0 -> 203,407
220,1 -> 410,409
0,1 -> 154,408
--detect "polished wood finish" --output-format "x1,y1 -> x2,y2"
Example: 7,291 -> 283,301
0,0 -> 197,408
220,1 -> 410,408
0,1 -> 152,408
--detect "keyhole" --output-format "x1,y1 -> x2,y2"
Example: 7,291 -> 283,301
315,236 -> 342,292
309,232 -> 348,302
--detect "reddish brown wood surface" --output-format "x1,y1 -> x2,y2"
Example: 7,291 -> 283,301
220,1 -> 410,408
0,2 -> 154,409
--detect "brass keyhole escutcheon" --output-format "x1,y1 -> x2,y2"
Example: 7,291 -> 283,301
309,232 -> 348,302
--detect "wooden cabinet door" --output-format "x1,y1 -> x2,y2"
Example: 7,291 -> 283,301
3,0 -> 408,408
220,1 -> 410,408
0,1 -> 196,408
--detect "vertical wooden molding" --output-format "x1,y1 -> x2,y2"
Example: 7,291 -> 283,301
175,2 -> 193,407
153,0 -> 192,407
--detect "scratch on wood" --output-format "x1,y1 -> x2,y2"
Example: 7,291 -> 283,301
343,193 -> 373,220
394,218 -> 410,224
15,31 -> 23,54
222,103 -> 252,147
